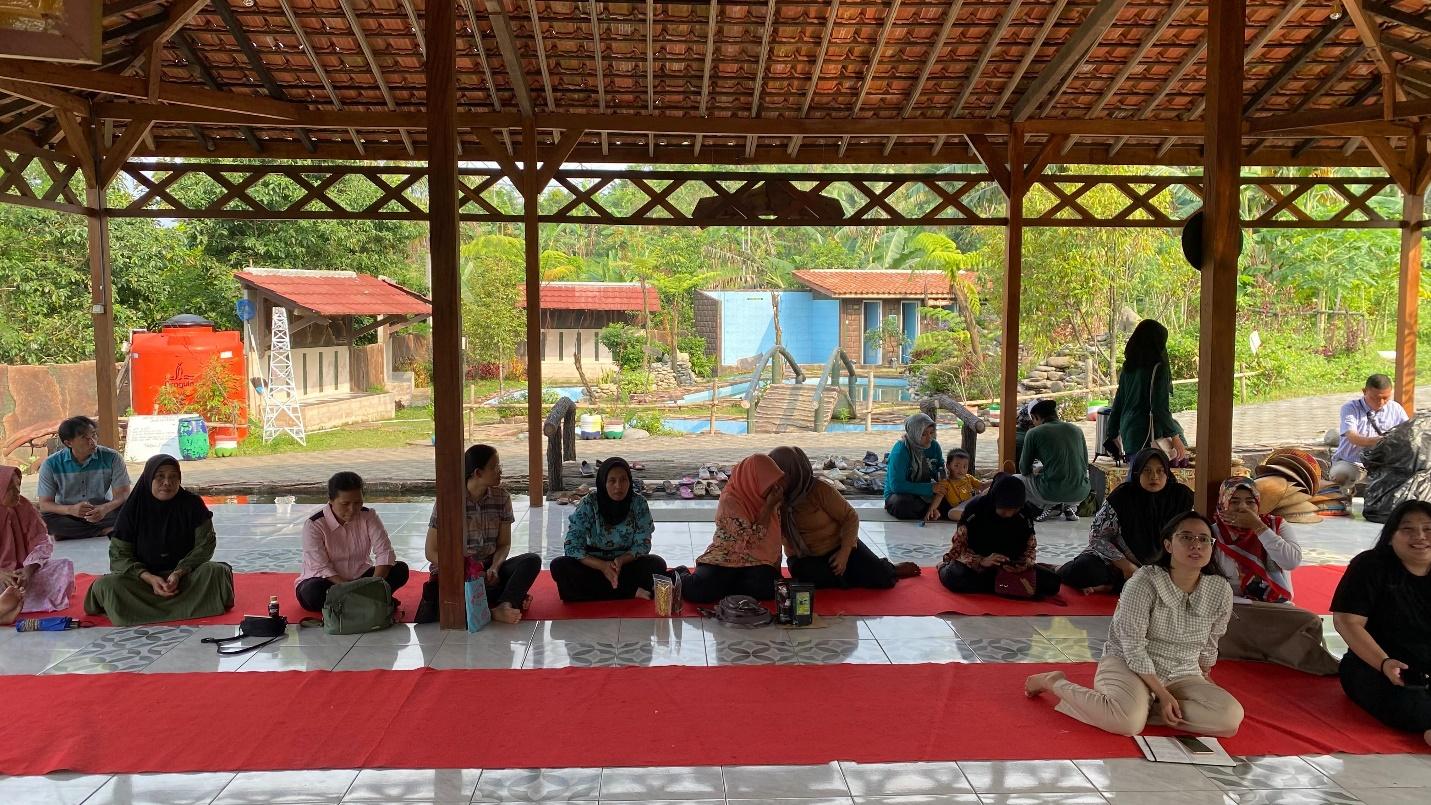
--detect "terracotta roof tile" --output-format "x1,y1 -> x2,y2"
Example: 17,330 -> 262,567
519,282 -> 662,312
792,270 -> 955,301
235,270 -> 431,318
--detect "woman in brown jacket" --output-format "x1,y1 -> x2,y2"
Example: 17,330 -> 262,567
769,446 -> 920,589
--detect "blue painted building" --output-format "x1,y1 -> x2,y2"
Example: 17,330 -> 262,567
694,290 -> 840,366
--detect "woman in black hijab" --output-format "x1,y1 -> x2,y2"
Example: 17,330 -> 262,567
83,455 -> 234,626
550,457 -> 667,601
1059,448 -> 1194,594
937,475 -> 1061,597
1106,319 -> 1188,462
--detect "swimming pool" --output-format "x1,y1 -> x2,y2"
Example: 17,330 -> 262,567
659,419 -> 905,435
679,376 -> 913,404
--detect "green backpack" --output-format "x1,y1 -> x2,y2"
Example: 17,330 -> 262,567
321,577 -> 395,635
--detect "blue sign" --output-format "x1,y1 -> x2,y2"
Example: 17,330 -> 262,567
235,299 -> 255,321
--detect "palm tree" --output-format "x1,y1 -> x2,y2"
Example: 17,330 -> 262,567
908,232 -> 985,367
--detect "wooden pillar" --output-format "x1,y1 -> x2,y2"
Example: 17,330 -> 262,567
998,131 -> 1026,466
425,0 -> 466,629
1395,134 -> 1427,411
524,119 -> 545,506
86,183 -> 118,448
1194,0 -> 1245,514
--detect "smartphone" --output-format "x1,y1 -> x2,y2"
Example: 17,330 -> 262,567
1177,736 -> 1215,755
1402,668 -> 1430,690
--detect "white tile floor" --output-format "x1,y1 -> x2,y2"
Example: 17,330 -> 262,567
1,498 -> 1422,804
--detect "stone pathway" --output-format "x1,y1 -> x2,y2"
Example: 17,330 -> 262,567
21,386 -> 1428,497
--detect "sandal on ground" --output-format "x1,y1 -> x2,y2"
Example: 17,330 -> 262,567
579,460 -> 595,477
679,484 -> 695,500
663,479 -> 676,495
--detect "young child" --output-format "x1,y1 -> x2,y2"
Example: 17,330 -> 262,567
926,449 -> 986,522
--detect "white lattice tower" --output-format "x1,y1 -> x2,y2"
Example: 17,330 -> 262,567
262,307 -> 307,445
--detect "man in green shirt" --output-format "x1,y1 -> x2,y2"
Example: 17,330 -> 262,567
1018,399 -> 1091,522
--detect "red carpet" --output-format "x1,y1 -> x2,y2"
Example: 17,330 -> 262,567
41,565 -> 1347,625
0,661 -> 1418,776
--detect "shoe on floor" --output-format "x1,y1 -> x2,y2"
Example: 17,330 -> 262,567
414,598 -> 438,624
1035,505 -> 1061,523
863,451 -> 880,466
1063,506 -> 1079,522
579,460 -> 595,477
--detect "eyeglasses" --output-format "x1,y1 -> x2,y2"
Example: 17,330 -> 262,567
1172,533 -> 1216,547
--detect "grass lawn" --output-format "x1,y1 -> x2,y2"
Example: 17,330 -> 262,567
235,406 -> 434,456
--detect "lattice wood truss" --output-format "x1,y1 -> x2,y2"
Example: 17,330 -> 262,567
95,161 -> 1407,230
0,145 -> 85,215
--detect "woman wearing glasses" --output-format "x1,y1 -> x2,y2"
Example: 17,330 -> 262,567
1331,500 -> 1431,746
1025,511 -> 1243,737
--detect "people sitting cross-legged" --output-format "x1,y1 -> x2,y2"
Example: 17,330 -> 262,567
937,475 -> 1061,598
884,413 -> 945,521
83,455 -> 234,627
417,444 -> 541,625
1332,500 -> 1431,747
37,415 -> 132,541
1018,398 -> 1091,523
680,454 -> 785,603
550,457 -> 667,602
295,472 -> 409,612
1026,511 -> 1244,738
1,465 -> 75,624
770,446 -> 919,589
1058,448 -> 1192,595
1212,477 -> 1339,675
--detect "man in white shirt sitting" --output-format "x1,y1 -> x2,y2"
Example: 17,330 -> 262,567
1330,374 -> 1410,488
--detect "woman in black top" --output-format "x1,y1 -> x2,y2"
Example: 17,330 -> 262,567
1331,499 -> 1431,745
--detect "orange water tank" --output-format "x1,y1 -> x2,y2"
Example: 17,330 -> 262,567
130,315 -> 249,441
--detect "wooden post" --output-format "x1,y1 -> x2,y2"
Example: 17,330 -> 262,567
86,182 -> 118,449
425,0 -> 466,629
865,369 -> 875,431
709,376 -> 717,435
1396,153 -> 1425,411
1238,364 -> 1248,404
1194,0 -> 1245,514
998,130 -> 1027,466
1084,356 -> 1094,414
523,119 -> 545,506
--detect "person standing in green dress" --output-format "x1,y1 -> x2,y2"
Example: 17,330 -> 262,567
84,455 -> 234,626
1106,319 -> 1188,462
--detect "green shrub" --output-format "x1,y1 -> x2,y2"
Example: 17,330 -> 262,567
628,411 -> 677,436
599,323 -> 648,371
617,370 -> 653,397
678,335 -> 715,378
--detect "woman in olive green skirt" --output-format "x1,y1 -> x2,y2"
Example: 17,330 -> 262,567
85,454 -> 234,626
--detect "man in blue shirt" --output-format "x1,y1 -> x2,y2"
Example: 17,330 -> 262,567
1330,374 -> 1410,488
36,416 -> 132,540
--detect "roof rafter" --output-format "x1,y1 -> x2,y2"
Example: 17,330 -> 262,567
210,0 -> 315,153
1340,0 -> 1406,113
787,0 -> 837,157
1363,0 -> 1431,36
589,0 -> 608,155
840,0 -> 901,156
527,0 -> 556,113
483,0 -> 535,118
884,0 -> 961,156
1186,0 -> 1308,120
170,31 -> 260,153
334,0 -> 412,155
1108,40 -> 1206,156
1011,0 -> 1130,121
275,0 -> 363,155
992,0 -> 1069,119
1243,16 -> 1347,116
746,0 -> 777,158
935,0 -> 1022,154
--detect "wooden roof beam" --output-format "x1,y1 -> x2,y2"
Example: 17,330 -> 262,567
98,118 -> 154,187
1086,0 -> 1189,119
210,0 -> 315,152
840,0 -> 901,156
1186,0 -> 1307,120
400,0 -> 425,58
0,58 -> 302,119
483,0 -> 535,118
936,0 -> 1022,153
1248,91 -> 1431,134
335,0 -> 411,155
170,31 -> 262,153
1108,41 -> 1206,155
1243,16 -> 1346,116
884,0 -> 961,156
0,104 -> 48,137
0,78 -> 87,116
1341,0 -> 1406,113
787,0 -> 836,158
746,0 -> 777,159
275,0 -> 361,155
1010,0 -> 1131,122
1363,1 -> 1431,36
462,0 -> 503,115
528,0 -> 556,113
991,0 -> 1069,119
694,0 -> 718,157
589,0 -> 608,155
645,0 -> 653,157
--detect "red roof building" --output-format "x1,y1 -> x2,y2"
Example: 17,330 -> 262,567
792,270 -> 955,304
235,269 -> 432,318
518,282 -> 662,312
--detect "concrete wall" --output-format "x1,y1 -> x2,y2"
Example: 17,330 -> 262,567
292,346 -> 350,398
704,291 -> 839,366
301,392 -> 396,431
0,361 -> 124,464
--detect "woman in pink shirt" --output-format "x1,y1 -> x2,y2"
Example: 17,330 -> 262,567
295,472 -> 408,611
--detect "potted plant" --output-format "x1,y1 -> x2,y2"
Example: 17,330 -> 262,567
154,356 -> 243,455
